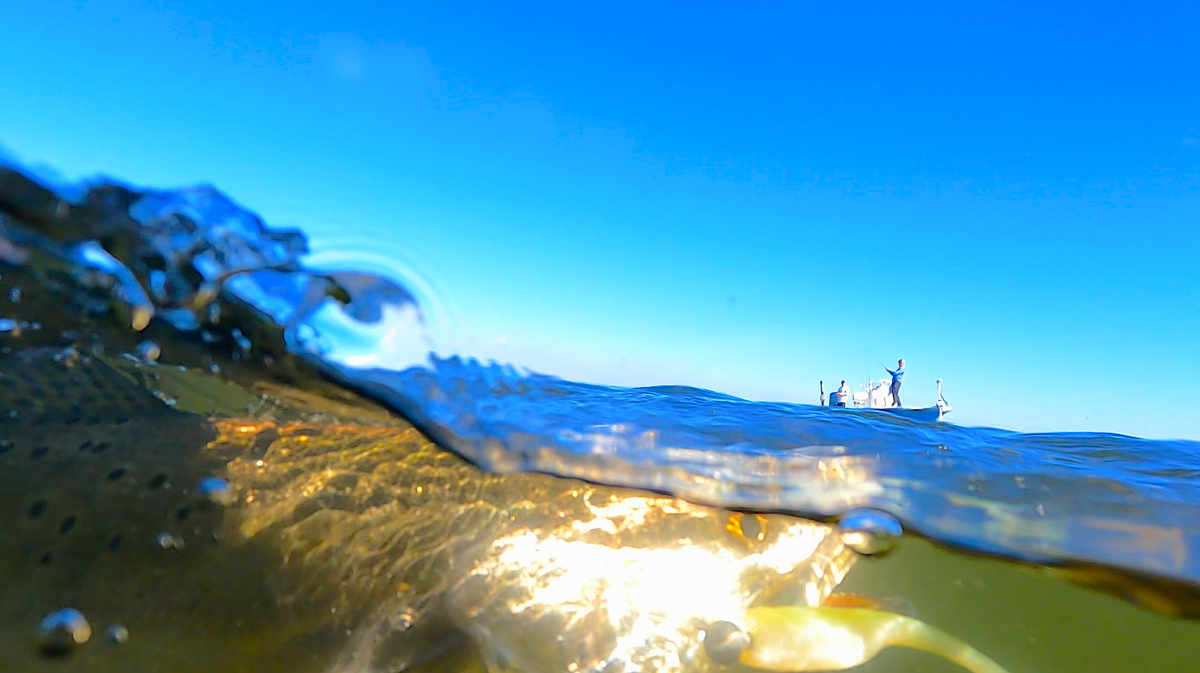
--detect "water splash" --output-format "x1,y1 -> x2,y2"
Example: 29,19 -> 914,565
2,164 -> 1199,616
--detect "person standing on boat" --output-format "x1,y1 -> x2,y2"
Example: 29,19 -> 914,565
885,359 -> 905,407
835,380 -> 849,407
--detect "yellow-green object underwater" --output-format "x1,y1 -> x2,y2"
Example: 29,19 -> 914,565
741,605 -> 1011,673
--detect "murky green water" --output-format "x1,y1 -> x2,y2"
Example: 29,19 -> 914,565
839,537 -> 1200,672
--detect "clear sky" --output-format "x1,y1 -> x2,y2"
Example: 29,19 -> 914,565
2,1 -> 1197,439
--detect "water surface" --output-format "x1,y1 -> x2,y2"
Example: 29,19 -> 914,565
1,163 -> 1198,671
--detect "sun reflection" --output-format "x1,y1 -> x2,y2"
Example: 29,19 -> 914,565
456,497 -> 841,672
202,416 -> 865,672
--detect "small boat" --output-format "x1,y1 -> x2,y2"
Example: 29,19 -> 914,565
820,378 -> 952,423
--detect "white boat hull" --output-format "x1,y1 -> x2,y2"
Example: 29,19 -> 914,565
823,379 -> 951,423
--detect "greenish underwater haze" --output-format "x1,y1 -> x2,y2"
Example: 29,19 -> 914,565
839,537 -> 1200,672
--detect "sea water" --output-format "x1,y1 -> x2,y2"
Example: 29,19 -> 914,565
1,161 -> 1198,672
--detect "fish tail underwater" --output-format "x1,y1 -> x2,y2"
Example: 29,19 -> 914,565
1,164 -> 1199,673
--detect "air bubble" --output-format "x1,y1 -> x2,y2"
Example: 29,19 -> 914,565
838,508 -> 903,557
52,347 -> 82,365
198,477 -> 236,506
38,608 -> 91,657
105,624 -> 129,644
135,340 -> 162,362
155,532 -> 186,550
230,327 -> 252,354
703,621 -> 750,665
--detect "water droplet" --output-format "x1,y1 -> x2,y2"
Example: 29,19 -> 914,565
8,287 -> 21,302
38,608 -> 91,657
198,477 -> 236,507
838,508 -> 903,556
155,532 -> 186,550
105,624 -> 129,644
135,340 -> 162,362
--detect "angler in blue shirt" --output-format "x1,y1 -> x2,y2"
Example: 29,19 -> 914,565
885,359 -> 905,407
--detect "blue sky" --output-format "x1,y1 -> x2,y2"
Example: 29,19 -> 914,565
2,1 -> 1198,439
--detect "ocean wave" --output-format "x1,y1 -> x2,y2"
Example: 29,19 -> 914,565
2,162 -> 1198,614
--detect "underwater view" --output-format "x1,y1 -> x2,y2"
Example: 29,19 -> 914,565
1,162 -> 1198,673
